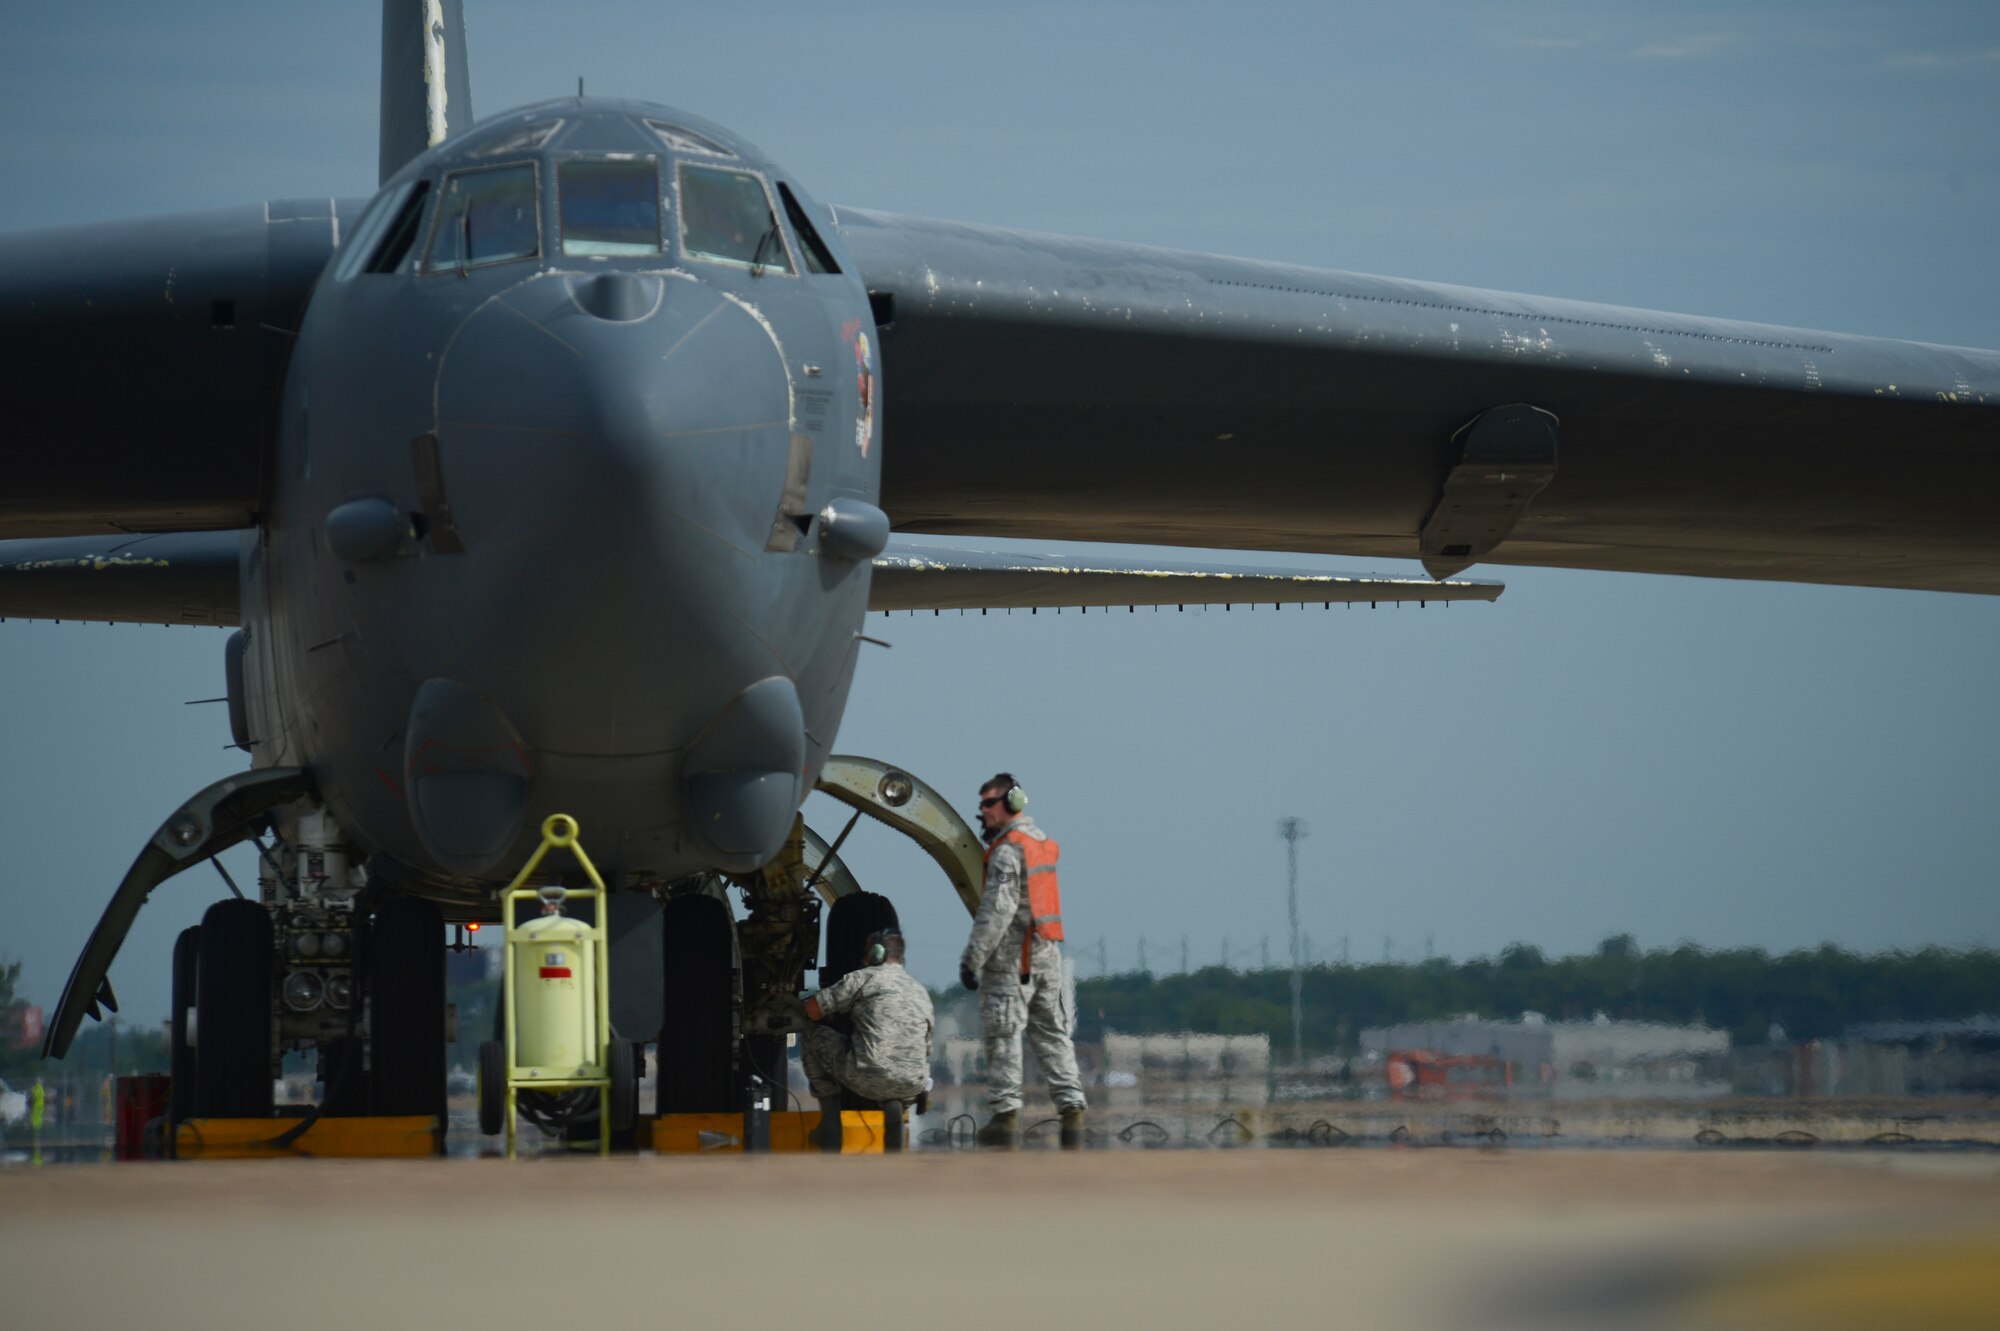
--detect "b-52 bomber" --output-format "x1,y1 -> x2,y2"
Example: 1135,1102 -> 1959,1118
9,3 -> 1995,1142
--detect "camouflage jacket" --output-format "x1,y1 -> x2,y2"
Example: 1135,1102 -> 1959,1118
813,960 -> 935,1091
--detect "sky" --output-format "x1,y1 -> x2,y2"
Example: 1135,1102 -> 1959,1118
2,1 -> 1997,1025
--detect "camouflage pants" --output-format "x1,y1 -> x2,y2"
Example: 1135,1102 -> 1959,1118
802,1025 -> 922,1103
981,945 -> 1087,1114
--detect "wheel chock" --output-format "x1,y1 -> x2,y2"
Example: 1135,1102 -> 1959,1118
175,1115 -> 441,1160
647,1110 -> 891,1154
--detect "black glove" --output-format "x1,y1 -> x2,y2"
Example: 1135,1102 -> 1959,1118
960,963 -> 980,991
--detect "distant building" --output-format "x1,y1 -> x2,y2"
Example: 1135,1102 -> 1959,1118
1840,1016 -> 2000,1045
1549,1015 -> 1729,1094
1100,1033 -> 1271,1106
1740,1016 -> 2000,1097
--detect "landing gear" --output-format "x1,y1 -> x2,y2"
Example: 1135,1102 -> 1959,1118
57,753 -> 988,1157
674,757 -> 989,1154
640,815 -> 929,1152
107,795 -> 453,1146
162,883 -> 447,1132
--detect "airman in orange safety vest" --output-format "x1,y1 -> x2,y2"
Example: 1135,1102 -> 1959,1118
960,772 -> 1086,1149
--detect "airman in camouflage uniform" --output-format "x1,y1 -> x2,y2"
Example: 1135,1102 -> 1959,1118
803,932 -> 934,1110
962,774 -> 1087,1148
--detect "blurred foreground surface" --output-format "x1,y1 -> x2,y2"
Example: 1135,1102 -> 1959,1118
2,1150 -> 1994,1330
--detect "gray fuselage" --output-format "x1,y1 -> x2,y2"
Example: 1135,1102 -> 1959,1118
248,100 -> 880,898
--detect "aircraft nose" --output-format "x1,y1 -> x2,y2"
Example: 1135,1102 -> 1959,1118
416,269 -> 806,873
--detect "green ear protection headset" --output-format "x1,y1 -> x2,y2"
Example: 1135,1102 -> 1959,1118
864,929 -> 895,965
993,772 -> 1028,814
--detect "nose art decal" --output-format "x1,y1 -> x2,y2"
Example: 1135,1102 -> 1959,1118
843,320 -> 877,457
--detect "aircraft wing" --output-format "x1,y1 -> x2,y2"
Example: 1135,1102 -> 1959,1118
868,542 -> 1498,612
0,529 -> 1492,624
0,200 -> 358,541
837,209 -> 2000,595
0,532 -> 241,626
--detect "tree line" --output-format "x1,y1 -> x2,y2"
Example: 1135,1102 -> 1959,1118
1,959 -> 170,1083
1067,937 -> 2000,1052
9,938 -> 1998,1081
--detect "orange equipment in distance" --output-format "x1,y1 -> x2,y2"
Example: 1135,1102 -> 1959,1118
1384,1049 -> 1514,1101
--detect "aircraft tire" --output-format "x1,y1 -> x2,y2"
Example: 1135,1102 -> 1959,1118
607,1038 -> 637,1133
820,890 -> 900,989
195,900 -> 274,1119
367,897 -> 447,1123
656,895 -> 736,1114
745,1032 -> 790,1111
168,925 -> 200,1132
820,892 -> 900,1112
478,1039 -> 505,1136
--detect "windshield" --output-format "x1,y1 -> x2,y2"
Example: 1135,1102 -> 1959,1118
560,157 -> 661,258
425,163 -> 540,271
678,163 -> 791,274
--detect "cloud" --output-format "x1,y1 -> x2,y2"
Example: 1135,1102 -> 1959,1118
1884,47 -> 2000,70
1632,34 -> 1730,59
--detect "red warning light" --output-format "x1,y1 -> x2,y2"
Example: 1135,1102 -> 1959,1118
467,922 -> 481,932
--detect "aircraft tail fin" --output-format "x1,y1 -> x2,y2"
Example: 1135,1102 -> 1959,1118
380,0 -> 474,185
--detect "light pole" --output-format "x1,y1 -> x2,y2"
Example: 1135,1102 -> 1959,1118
1278,817 -> 1309,1069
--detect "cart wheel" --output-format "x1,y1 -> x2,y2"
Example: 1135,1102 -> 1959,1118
478,1040 -> 505,1136
607,1039 -> 637,1133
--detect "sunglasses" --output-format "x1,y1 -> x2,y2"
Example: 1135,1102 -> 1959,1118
978,795 -> 1006,809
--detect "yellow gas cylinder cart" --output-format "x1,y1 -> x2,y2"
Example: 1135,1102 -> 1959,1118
476,815 -> 636,1157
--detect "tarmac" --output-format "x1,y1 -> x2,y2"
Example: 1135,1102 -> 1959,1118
3,1147 -> 1995,1330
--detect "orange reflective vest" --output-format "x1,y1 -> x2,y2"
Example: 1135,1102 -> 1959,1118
985,829 -> 1063,978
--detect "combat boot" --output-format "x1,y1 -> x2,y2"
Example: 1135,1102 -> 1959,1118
1059,1106 -> 1086,1151
977,1109 -> 1018,1149
812,1100 -> 844,1153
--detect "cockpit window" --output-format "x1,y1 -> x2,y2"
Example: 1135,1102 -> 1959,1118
477,120 -> 562,156
646,120 -> 734,158
365,181 -> 430,274
424,163 -> 540,272
560,157 -> 662,257
678,164 -> 791,275
332,180 -> 420,281
777,183 -> 841,275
